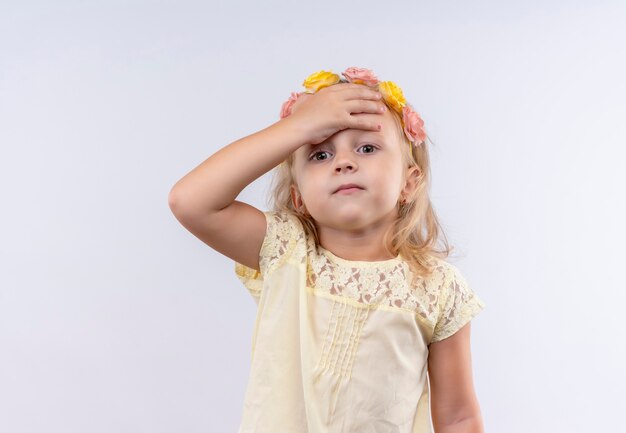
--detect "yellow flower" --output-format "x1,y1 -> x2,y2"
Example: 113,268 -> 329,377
302,70 -> 341,93
378,81 -> 406,112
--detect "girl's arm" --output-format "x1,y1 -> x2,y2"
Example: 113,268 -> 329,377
168,116 -> 307,271
168,84 -> 384,271
428,322 -> 485,433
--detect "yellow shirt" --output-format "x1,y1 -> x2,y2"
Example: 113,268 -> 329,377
234,211 -> 486,433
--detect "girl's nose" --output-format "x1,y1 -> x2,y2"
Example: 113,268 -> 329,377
334,151 -> 358,172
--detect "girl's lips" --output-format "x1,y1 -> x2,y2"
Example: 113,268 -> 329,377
335,187 -> 363,194
334,183 -> 364,193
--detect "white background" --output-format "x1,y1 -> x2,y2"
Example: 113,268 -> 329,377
1,1 -> 625,432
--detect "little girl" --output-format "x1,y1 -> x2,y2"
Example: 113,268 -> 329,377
169,66 -> 486,433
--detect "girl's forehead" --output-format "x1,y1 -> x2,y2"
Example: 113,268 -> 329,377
315,130 -> 385,147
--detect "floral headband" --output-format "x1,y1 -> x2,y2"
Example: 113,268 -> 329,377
279,66 -> 427,147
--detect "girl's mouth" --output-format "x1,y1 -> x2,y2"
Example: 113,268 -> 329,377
334,183 -> 364,193
335,187 -> 363,194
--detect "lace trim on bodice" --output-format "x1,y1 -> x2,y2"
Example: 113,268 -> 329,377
235,211 -> 485,342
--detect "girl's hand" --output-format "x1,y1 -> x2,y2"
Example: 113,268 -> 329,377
287,83 -> 387,146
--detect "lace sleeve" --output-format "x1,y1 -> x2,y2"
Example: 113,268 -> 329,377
431,263 -> 486,343
234,211 -> 299,298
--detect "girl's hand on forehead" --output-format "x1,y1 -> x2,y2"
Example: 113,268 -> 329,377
287,83 -> 387,146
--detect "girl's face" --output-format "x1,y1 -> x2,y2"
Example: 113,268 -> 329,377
291,109 -> 415,232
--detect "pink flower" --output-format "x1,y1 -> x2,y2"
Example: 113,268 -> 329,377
341,67 -> 379,86
280,92 -> 303,118
402,105 -> 427,145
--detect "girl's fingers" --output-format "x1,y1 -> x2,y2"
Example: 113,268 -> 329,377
349,112 -> 384,132
346,99 -> 387,115
338,83 -> 382,101
344,99 -> 386,131
356,87 -> 381,101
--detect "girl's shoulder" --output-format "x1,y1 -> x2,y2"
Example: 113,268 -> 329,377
234,209 -> 306,295
265,209 -> 303,228
263,210 -> 306,243
430,258 -> 486,342
404,255 -> 462,286
428,257 -> 465,281
259,209 -> 308,264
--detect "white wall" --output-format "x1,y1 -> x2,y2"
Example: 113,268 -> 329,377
1,0 -> 624,432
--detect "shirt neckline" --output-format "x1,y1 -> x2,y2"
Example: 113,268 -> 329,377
317,245 -> 403,268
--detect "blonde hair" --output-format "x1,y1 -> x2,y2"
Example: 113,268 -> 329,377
266,104 -> 453,283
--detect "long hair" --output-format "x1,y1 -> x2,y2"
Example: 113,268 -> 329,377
266,103 -> 453,284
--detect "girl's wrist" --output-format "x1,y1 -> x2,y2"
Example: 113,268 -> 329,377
273,114 -> 313,152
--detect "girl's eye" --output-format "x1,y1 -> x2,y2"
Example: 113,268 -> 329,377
309,145 -> 377,161
310,151 -> 330,161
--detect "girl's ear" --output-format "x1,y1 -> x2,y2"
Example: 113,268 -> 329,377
290,184 -> 309,215
401,166 -> 422,202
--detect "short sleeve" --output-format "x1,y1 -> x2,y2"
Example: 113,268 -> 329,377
431,263 -> 486,343
234,210 -> 301,298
